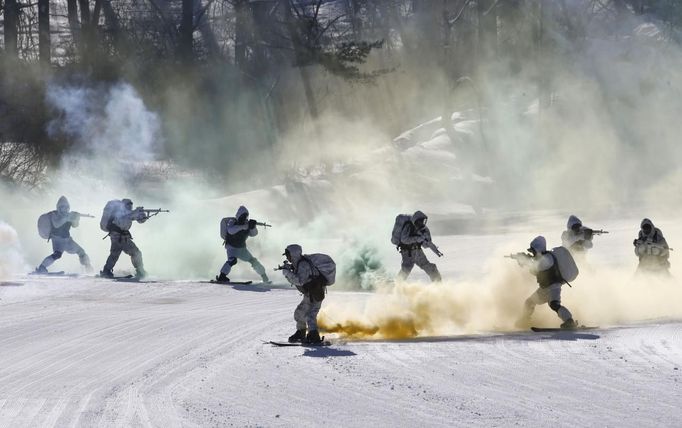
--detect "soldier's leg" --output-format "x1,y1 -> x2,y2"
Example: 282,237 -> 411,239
63,238 -> 92,269
306,299 -> 323,332
398,250 -> 415,280
521,288 -> 548,320
121,238 -> 144,275
294,295 -> 311,331
40,238 -> 66,269
237,247 -> 269,281
220,247 -> 239,276
103,238 -> 123,272
414,249 -> 442,282
547,283 -> 573,322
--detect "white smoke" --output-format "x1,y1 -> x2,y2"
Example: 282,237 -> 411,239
47,83 -> 162,167
0,221 -> 28,279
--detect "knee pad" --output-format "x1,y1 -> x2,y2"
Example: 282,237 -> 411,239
228,257 -> 238,266
51,251 -> 63,260
549,300 -> 562,312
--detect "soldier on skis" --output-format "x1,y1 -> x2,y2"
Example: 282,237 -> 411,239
633,218 -> 671,275
216,206 -> 270,284
35,196 -> 93,274
391,210 -> 442,282
509,236 -> 577,330
99,199 -> 148,279
278,244 -> 336,344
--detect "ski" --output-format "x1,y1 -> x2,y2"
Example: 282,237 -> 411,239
28,271 -> 80,277
267,337 -> 331,347
97,274 -> 134,280
531,326 -> 598,332
208,280 -> 253,285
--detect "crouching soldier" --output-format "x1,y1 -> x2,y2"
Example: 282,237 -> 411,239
634,218 -> 670,275
391,211 -> 443,282
35,196 -> 92,273
509,236 -> 578,329
279,244 -> 336,344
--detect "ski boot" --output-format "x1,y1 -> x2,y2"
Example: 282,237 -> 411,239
261,274 -> 272,285
288,329 -> 306,343
34,265 -> 48,274
99,269 -> 114,278
302,330 -> 322,344
215,273 -> 230,283
135,268 -> 147,280
560,319 -> 578,330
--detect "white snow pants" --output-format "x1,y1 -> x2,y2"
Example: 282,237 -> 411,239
294,294 -> 322,332
524,283 -> 573,322
41,237 -> 91,268
220,246 -> 267,278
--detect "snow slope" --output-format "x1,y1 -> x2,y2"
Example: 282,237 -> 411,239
1,213 -> 682,426
0,276 -> 681,427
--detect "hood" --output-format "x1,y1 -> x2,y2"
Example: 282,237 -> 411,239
640,218 -> 655,236
122,198 -> 133,208
529,236 -> 547,254
284,244 -> 303,264
411,210 -> 427,225
56,196 -> 70,214
236,205 -> 249,222
567,215 -> 582,230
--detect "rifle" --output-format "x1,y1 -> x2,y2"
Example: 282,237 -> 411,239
423,240 -> 443,257
586,228 -> 608,235
274,261 -> 293,272
254,221 -> 272,228
75,213 -> 95,218
505,252 -> 532,261
139,208 -> 170,218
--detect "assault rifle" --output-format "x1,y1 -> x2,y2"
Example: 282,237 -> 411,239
274,261 -> 293,272
139,208 -> 170,218
75,213 -> 95,218
423,240 -> 444,257
586,228 -> 608,235
254,221 -> 272,228
505,252 -> 532,261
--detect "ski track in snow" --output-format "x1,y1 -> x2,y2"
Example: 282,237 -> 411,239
0,278 -> 680,427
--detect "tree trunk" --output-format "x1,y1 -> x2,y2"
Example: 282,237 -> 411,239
38,0 -> 51,64
67,0 -> 81,48
4,0 -> 19,57
234,0 -> 248,69
179,0 -> 194,61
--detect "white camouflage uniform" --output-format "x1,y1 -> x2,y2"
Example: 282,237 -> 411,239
634,218 -> 670,274
101,199 -> 147,277
397,211 -> 442,282
517,236 -> 573,325
561,215 -> 594,255
38,196 -> 92,271
219,206 -> 268,282
281,244 -> 325,332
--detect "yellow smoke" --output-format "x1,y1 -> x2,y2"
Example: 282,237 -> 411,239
319,260 -> 682,340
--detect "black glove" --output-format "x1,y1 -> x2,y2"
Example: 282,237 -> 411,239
248,219 -> 257,229
583,228 -> 594,239
633,239 -> 639,246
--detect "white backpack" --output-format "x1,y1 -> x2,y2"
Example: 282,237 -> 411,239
551,246 -> 579,282
303,253 -> 336,286
100,200 -> 123,232
391,214 -> 412,245
37,213 -> 52,239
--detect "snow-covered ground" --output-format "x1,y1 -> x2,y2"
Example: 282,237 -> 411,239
0,277 -> 680,426
1,214 -> 681,426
